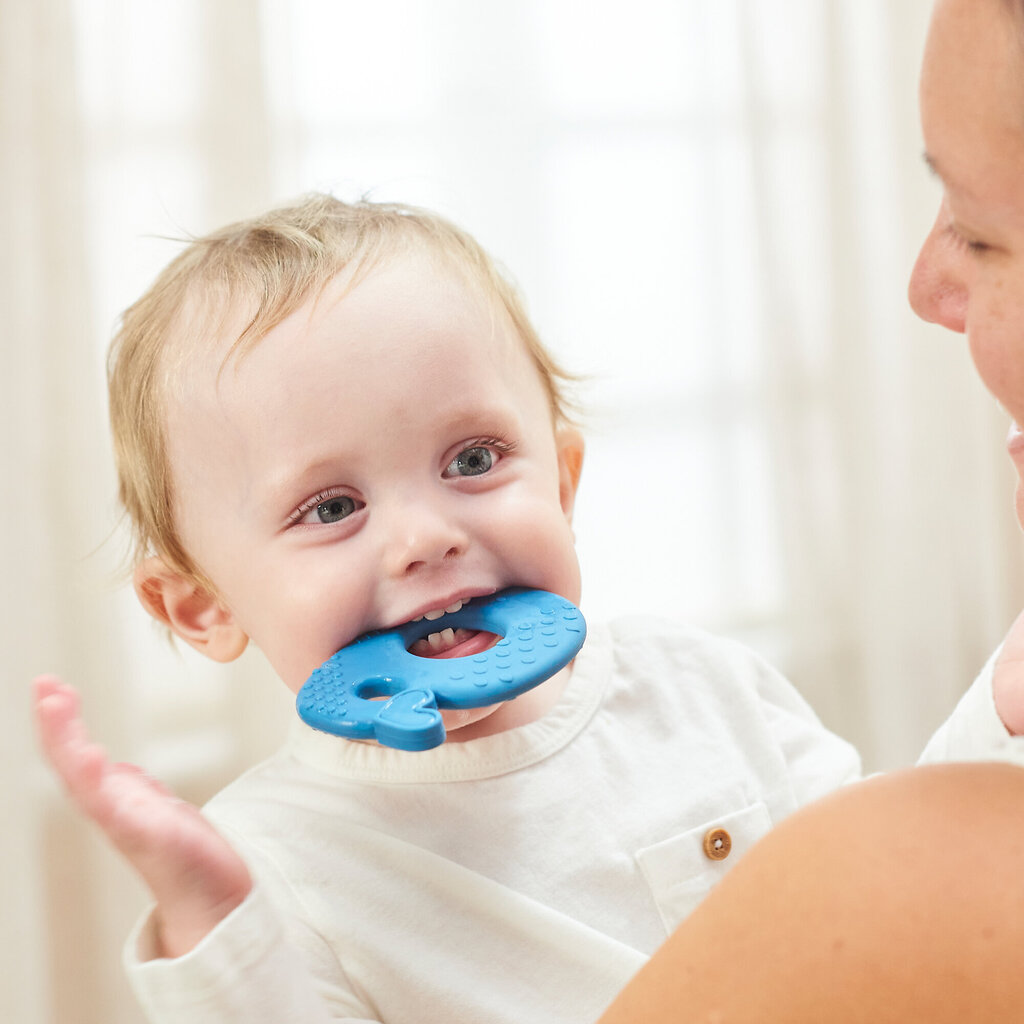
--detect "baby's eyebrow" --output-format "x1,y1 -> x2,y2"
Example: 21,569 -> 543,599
268,455 -> 351,506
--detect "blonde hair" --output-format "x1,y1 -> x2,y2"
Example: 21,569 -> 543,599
108,193 -> 578,582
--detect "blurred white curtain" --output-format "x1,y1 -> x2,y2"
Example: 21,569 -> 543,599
4,3 -> 110,1021
9,1 -> 1024,1022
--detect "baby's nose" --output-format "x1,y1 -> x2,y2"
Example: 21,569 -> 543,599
384,506 -> 469,577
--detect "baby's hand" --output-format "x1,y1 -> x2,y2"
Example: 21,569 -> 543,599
33,675 -> 252,958
992,610 -> 1024,736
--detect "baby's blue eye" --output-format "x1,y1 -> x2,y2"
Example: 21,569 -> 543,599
448,446 -> 494,477
316,495 -> 358,523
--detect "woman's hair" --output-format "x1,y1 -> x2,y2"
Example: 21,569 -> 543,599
108,193 -> 578,582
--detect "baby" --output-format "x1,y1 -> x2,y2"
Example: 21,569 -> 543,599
34,194 -> 1018,1023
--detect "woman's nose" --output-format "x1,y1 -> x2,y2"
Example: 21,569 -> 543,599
908,212 -> 968,334
383,503 -> 469,577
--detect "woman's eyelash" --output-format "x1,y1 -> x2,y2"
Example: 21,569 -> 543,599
946,224 -> 990,254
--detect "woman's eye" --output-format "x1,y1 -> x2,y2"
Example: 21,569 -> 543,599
312,495 -> 358,524
946,223 -> 992,255
446,446 -> 494,477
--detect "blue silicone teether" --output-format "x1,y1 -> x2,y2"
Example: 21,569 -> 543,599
296,587 -> 586,751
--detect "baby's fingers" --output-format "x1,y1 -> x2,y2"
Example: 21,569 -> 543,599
33,674 -> 85,737
33,675 -> 108,804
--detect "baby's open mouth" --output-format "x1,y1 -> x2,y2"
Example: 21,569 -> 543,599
406,598 -> 500,659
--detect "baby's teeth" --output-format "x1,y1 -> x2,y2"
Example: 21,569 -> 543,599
416,599 -> 466,624
425,628 -> 456,650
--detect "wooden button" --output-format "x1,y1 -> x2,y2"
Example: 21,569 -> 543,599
703,827 -> 732,861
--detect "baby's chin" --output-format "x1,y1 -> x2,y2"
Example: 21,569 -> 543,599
438,704 -> 503,738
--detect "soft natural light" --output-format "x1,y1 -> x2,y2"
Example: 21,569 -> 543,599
60,0 -> 1012,784
17,2 -> 1024,1021
72,0 -> 831,643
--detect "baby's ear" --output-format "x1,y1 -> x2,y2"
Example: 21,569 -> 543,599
556,427 -> 585,521
133,557 -> 249,663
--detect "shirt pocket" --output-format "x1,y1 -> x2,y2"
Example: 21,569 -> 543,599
635,801 -> 772,934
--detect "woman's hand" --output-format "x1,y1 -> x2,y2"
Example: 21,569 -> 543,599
33,675 -> 252,958
992,610 -> 1024,736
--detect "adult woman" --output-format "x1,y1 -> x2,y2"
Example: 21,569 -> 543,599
600,0 -> 1024,1018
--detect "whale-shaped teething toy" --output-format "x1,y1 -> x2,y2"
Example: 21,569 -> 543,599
296,587 -> 586,751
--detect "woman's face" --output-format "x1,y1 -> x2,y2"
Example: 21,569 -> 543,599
909,0 -> 1024,519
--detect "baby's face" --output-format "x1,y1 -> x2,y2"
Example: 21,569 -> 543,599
164,252 -> 583,733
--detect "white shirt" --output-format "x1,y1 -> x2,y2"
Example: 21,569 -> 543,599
125,618 -> 1017,1023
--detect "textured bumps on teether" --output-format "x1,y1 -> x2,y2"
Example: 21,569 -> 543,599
296,587 -> 586,751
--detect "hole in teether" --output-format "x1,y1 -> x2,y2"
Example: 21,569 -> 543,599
355,678 -> 404,701
408,628 -> 501,660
